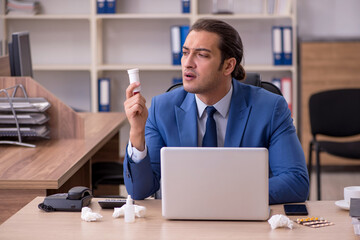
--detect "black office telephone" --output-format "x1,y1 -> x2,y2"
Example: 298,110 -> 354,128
38,186 -> 92,212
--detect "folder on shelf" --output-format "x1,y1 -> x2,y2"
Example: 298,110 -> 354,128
170,25 -> 189,65
180,25 -> 190,58
280,77 -> 292,112
275,0 -> 292,15
272,26 -> 283,65
105,0 -> 116,14
0,113 -> 49,125
97,0 -> 106,14
282,26 -> 292,65
98,78 -> 110,112
171,26 -> 181,65
182,0 -> 190,13
266,0 -> 276,14
271,78 -> 281,90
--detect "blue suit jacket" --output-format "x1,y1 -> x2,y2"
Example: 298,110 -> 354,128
124,79 -> 309,204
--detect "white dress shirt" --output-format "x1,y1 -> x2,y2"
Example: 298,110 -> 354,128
196,85 -> 232,147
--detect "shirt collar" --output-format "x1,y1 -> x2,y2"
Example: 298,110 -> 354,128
196,84 -> 233,118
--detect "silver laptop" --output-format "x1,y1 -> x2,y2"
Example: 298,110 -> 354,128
160,147 -> 269,220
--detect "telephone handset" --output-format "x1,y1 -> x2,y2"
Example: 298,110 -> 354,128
38,186 -> 92,212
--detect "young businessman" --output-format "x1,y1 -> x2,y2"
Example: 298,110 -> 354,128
123,18 -> 309,204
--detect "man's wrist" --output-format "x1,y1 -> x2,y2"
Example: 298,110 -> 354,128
129,130 -> 145,151
127,140 -> 147,163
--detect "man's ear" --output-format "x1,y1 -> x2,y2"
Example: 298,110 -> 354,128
223,57 -> 236,76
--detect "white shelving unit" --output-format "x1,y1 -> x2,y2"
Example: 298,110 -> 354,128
0,0 -> 298,126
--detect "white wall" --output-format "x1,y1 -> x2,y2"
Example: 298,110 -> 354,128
297,0 -> 360,38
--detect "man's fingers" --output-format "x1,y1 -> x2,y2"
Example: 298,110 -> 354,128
126,82 -> 141,99
128,102 -> 145,116
124,94 -> 146,109
124,94 -> 147,117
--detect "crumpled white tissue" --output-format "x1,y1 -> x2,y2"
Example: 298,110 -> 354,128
112,205 -> 146,218
81,207 -> 103,222
268,214 -> 293,230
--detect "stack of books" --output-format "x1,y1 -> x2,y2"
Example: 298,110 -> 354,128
7,0 -> 41,15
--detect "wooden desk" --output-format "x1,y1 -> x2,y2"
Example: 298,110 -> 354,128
0,198 -> 356,240
0,112 -> 127,224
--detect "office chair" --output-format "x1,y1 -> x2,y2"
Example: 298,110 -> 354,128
240,73 -> 283,96
308,89 -> 360,200
166,72 -> 283,96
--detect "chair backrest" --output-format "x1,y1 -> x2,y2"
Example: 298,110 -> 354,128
309,89 -> 360,137
240,72 -> 283,96
166,72 -> 283,96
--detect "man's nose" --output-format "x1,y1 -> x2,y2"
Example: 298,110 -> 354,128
182,54 -> 195,68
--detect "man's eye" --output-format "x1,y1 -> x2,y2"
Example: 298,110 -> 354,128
182,51 -> 189,56
199,53 -> 208,58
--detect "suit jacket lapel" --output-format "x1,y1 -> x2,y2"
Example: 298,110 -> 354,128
224,80 -> 252,147
175,93 -> 198,147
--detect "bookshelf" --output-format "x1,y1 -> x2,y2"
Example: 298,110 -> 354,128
0,0 -> 298,126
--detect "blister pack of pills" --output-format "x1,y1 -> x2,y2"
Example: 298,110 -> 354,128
296,217 -> 334,228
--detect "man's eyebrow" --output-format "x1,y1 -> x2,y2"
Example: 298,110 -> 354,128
182,46 -> 212,53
